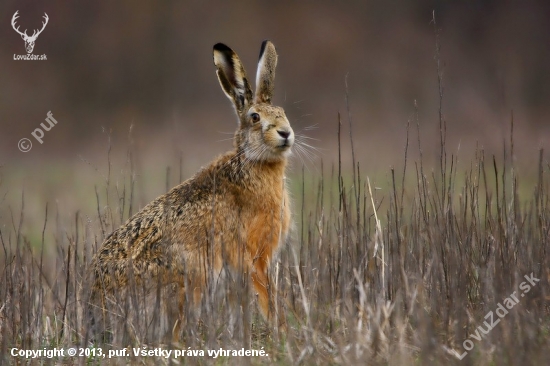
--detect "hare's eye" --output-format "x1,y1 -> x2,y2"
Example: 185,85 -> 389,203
251,113 -> 261,123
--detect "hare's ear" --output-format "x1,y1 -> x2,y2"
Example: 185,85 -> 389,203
255,40 -> 278,104
213,43 -> 252,115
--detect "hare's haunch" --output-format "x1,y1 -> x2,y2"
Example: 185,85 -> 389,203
87,41 -> 292,334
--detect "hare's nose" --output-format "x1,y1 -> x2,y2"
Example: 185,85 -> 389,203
277,130 -> 291,139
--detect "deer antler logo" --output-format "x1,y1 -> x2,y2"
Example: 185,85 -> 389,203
11,11 -> 49,54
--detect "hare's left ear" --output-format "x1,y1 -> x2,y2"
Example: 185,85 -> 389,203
255,40 -> 278,104
214,43 -> 253,115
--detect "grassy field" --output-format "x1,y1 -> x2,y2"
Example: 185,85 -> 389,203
1,108 -> 549,365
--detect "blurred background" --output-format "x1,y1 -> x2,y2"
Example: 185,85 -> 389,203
1,0 -> 549,226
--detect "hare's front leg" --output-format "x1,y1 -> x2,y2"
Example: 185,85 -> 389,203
250,257 -> 286,330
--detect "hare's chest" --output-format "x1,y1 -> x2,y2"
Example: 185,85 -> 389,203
244,193 -> 289,254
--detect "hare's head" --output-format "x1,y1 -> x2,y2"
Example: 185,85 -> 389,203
214,41 -> 293,163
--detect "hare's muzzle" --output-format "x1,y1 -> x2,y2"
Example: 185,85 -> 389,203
276,128 -> 294,149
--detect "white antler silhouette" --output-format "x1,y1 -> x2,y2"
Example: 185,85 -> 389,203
11,11 -> 49,54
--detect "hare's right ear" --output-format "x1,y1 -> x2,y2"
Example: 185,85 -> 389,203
255,40 -> 277,104
213,43 -> 253,115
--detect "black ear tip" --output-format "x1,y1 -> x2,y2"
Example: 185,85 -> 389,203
214,43 -> 232,53
258,40 -> 270,59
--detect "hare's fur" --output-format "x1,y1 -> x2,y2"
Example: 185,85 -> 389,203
87,41 -> 293,334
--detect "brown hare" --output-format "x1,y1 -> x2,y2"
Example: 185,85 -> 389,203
86,41 -> 293,338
